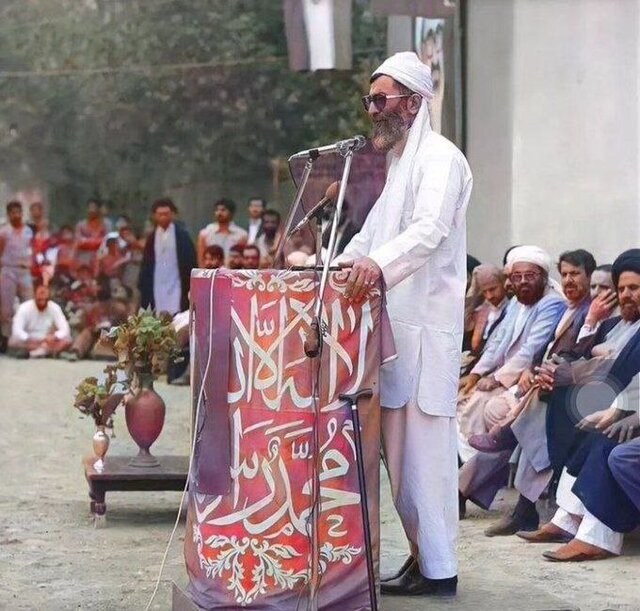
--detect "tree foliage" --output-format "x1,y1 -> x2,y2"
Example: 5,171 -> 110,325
0,0 -> 386,221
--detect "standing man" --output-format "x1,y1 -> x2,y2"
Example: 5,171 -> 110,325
75,199 -> 109,267
0,201 -> 34,352
27,201 -> 48,234
254,209 -> 282,267
197,198 -> 248,266
28,201 -> 53,283
338,52 -> 472,596
246,197 -> 266,244
139,199 -> 196,315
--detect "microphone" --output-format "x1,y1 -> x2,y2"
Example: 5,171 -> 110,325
288,181 -> 340,236
289,135 -> 366,160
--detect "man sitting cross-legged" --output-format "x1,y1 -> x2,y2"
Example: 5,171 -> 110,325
8,282 -> 71,359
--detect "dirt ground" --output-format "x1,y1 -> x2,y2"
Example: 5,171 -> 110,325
0,356 -> 638,611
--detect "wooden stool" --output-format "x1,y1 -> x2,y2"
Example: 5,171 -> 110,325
83,455 -> 189,527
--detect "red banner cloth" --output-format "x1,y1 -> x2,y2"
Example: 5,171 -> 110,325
185,269 -> 389,610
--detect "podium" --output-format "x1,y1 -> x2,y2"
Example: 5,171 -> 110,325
183,269 -> 390,610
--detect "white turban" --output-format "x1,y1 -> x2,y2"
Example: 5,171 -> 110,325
507,245 -> 552,274
372,52 -> 434,100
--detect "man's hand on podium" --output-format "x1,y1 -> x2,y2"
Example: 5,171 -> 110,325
341,257 -> 382,304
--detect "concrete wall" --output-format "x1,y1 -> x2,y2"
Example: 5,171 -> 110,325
466,0 -> 640,267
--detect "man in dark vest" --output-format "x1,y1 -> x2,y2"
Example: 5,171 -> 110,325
139,199 -> 196,314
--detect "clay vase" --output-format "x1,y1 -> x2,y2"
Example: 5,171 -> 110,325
92,426 -> 110,472
125,372 -> 165,468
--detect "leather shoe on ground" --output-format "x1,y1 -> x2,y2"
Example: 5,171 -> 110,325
381,563 -> 457,597
469,427 -> 517,453
380,555 -> 416,583
542,539 -> 615,562
516,522 -> 573,543
484,513 -> 538,537
459,493 -> 467,520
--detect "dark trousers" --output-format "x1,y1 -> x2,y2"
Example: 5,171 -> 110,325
609,437 -> 640,515
545,386 -> 587,488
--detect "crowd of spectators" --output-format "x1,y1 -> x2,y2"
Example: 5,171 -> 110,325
0,195 -> 287,361
458,245 -> 640,564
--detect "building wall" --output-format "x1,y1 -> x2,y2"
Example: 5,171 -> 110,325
465,0 -> 515,265
466,0 -> 639,267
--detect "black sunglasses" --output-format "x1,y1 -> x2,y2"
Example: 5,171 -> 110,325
361,93 -> 412,112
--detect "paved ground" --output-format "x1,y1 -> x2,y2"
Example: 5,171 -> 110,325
1,357 -> 638,610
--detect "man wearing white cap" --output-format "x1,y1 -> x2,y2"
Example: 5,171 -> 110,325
337,52 -> 472,596
458,246 -> 566,462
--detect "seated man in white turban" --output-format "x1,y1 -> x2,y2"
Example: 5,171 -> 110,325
457,246 -> 566,462
336,52 -> 472,596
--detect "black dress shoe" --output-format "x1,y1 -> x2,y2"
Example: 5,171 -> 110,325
380,555 -> 416,583
484,513 -> 538,537
485,494 -> 539,537
381,562 -> 458,597
459,493 -> 467,520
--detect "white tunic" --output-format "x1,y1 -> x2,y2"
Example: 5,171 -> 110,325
11,299 -> 71,342
341,113 -> 473,417
153,223 -> 181,315
198,222 -> 248,257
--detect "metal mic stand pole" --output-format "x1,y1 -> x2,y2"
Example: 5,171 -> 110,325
304,147 -> 354,358
304,147 -> 356,611
313,216 -> 323,268
273,153 -> 318,269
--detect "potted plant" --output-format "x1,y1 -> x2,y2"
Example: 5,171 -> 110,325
100,310 -> 179,467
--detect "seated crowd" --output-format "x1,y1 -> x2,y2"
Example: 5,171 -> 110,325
0,195 -> 288,360
459,245 -> 640,563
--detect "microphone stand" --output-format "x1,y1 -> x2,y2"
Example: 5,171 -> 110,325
314,216 -> 324,272
273,152 -> 318,268
305,145 -> 356,611
305,146 -> 354,357
276,140 -> 360,611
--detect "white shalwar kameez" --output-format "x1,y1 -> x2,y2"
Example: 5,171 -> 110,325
153,222 -> 181,315
552,469 -> 623,555
339,52 -> 473,579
